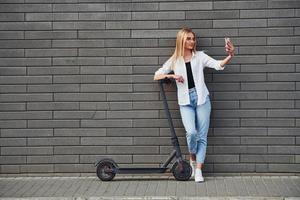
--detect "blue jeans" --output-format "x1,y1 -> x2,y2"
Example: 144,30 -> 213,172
179,87 -> 211,164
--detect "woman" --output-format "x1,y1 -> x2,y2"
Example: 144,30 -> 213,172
153,27 -> 235,182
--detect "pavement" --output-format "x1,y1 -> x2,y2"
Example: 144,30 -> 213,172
0,174 -> 300,200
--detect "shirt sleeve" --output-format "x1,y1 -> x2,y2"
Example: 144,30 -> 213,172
201,52 -> 224,71
154,57 -> 173,75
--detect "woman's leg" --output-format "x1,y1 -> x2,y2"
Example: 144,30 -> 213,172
179,104 -> 197,156
195,96 -> 211,168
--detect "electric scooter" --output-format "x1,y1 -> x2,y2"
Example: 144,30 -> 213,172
95,78 -> 192,181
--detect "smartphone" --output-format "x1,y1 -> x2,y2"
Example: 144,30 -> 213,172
225,37 -> 230,45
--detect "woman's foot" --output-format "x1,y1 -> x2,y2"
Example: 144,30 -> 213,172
195,168 -> 204,182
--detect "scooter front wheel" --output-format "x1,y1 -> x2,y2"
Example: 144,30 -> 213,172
96,159 -> 117,181
172,160 -> 192,181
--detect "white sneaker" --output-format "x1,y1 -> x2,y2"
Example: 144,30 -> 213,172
195,168 -> 204,182
190,160 -> 196,178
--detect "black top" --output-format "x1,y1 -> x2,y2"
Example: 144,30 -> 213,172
185,62 -> 195,89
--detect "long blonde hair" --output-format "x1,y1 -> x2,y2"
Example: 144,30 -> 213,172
170,27 -> 196,70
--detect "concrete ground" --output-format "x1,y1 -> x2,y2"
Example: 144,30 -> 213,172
0,174 -> 300,200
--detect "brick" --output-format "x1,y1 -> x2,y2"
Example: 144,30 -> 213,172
53,75 -> 105,83
207,83 -> 240,92
133,119 -> 182,128
25,31 -> 77,39
80,155 -> 132,164
132,30 -> 179,38
0,76 -> 52,84
79,48 -> 131,57
214,128 -> 267,136
0,120 -> 26,128
0,156 -> 26,164
54,146 -> 106,155
0,111 -> 52,120
1,129 -> 53,137
241,64 -> 295,72
0,94 -> 51,102
213,1 -> 267,9
54,93 -> 106,101
106,57 -> 158,65
268,0 -> 300,8
78,30 -> 130,39
160,2 -> 212,10
133,155 -> 169,163
159,20 -> 212,29
267,55 -> 300,64
52,40 -> 104,48
107,111 -> 158,119
268,37 -> 300,45
239,28 -> 294,36
214,146 -> 267,154
268,146 -> 300,154
268,73 -> 300,81
0,85 -> 26,93
241,82 -> 295,91
214,164 -> 255,172
241,119 -> 294,127
79,102 -> 109,110
0,49 -> 24,57
211,101 -> 239,109
28,120 -> 80,128
217,55 -> 266,64
53,4 -> 105,12
134,137 -> 185,146
268,110 -> 300,118
81,66 -> 132,75
81,119 -> 132,128
213,37 -> 266,46
106,128 -> 159,137
214,92 -> 267,100
240,100 -> 294,109
269,164 -> 300,173
241,137 -> 295,145
133,11 -> 184,20
212,110 -> 266,118
27,102 -> 79,111
53,57 -> 105,66
27,67 -> 80,75
0,103 -> 25,111
106,3 -> 158,11
25,13 -> 78,21
25,49 -> 77,57
0,138 -> 26,146
0,13 -> 24,21
241,9 -> 295,18
268,128 -> 300,136
0,22 -> 52,30
208,137 -> 240,145
28,137 -> 79,146
27,155 -> 79,164
79,12 -> 131,21
53,22 -> 105,30
28,84 -> 79,93
213,74 -> 266,82
268,18 -> 300,27
107,146 -> 158,154
213,19 -> 267,28
239,46 -> 293,55
0,4 -> 52,12
268,91 -> 300,100
206,155 -> 239,163
1,147 -> 53,155
241,155 -> 294,163
81,137 -> 132,145
133,101 -> 178,110
81,84 -> 132,92
106,21 -> 158,30
186,10 -> 239,19
0,40 -> 50,48
54,128 -> 106,137
0,31 -> 23,39
105,39 -> 158,47
53,164 -> 92,173
54,111 -> 105,119
0,58 -> 51,66
20,164 -> 54,173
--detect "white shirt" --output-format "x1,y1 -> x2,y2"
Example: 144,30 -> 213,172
155,51 -> 225,105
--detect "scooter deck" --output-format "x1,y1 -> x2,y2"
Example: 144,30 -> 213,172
116,167 -> 168,174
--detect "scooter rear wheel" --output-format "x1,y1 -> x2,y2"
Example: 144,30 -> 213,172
172,160 -> 192,181
96,159 -> 117,181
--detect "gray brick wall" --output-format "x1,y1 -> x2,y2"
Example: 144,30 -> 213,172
0,0 -> 299,174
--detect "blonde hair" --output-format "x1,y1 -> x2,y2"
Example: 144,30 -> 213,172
170,27 -> 196,70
